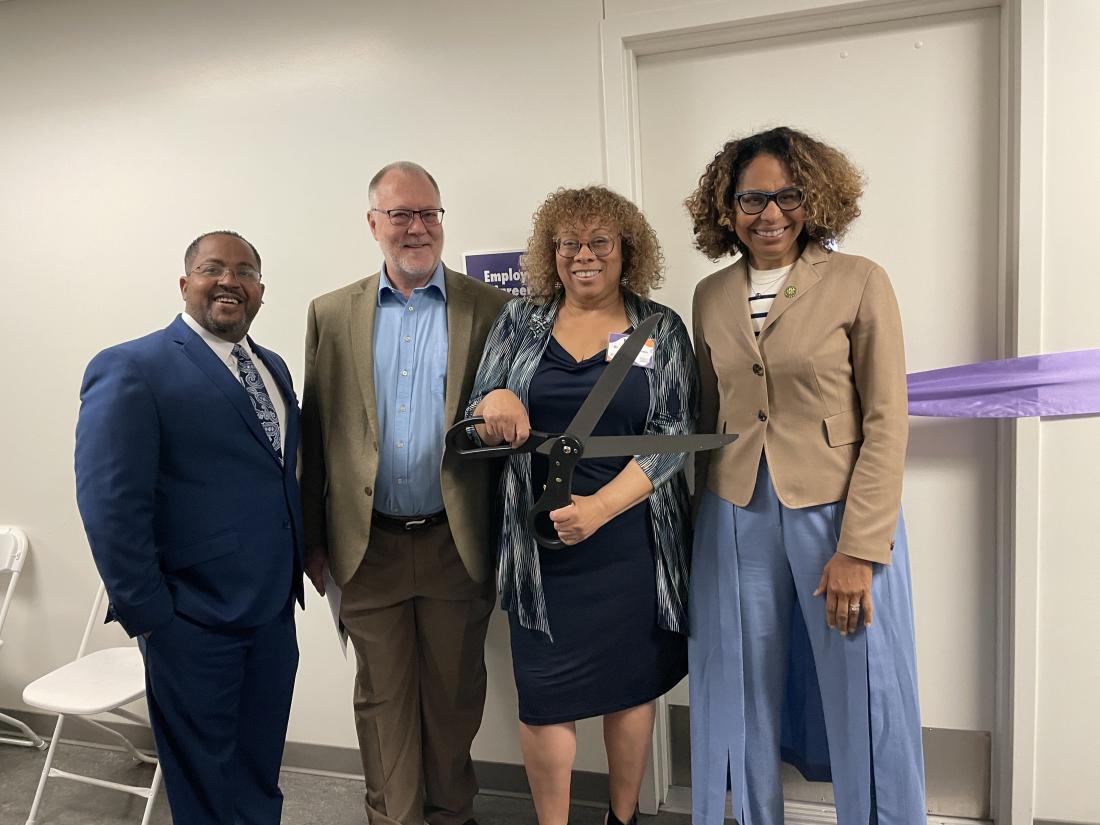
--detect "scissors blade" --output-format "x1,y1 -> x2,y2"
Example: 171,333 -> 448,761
581,432 -> 738,458
536,313 -> 661,456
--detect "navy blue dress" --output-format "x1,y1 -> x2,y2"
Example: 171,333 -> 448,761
509,336 -> 688,725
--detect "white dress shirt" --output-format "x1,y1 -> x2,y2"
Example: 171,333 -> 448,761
181,313 -> 287,454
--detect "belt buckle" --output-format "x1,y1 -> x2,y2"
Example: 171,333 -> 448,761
403,517 -> 428,530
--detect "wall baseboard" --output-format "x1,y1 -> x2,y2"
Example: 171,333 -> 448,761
6,708 -> 1047,822
778,802 -> 992,825
669,704 -> 991,819
0,707 -> 609,802
662,786 -> 991,825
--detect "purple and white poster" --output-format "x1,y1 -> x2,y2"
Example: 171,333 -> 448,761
463,250 -> 527,298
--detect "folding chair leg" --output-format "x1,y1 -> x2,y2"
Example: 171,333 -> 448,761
25,713 -> 65,825
0,711 -> 46,749
84,718 -> 157,765
139,762 -> 163,825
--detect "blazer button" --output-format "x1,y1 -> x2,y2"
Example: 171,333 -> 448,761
364,486 -> 373,496
757,410 -> 768,422
753,363 -> 764,376
282,519 -> 290,529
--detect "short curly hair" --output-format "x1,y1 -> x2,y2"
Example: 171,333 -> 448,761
522,186 -> 664,303
684,126 -> 864,261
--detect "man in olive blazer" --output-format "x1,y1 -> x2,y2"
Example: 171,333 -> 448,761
693,240 -> 908,566
302,268 -> 506,582
300,162 -> 507,825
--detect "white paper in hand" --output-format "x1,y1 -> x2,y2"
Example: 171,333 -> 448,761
323,567 -> 349,658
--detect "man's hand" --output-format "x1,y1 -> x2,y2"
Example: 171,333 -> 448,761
305,544 -> 329,596
475,389 -> 530,448
813,551 -> 874,635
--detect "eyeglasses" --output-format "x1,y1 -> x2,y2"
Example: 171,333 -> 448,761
732,186 -> 805,215
554,235 -> 616,259
190,263 -> 262,283
370,208 -> 445,227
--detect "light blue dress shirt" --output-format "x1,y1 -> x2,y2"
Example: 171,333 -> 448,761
373,262 -> 448,516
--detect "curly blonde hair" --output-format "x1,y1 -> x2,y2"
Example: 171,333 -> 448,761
522,186 -> 664,303
684,126 -> 864,261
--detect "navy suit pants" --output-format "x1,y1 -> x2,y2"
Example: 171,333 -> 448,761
140,601 -> 298,824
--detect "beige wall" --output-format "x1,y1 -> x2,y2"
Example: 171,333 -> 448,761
1034,0 -> 1100,820
0,0 -> 607,770
602,1 -> 1100,820
2,0 -> 1098,817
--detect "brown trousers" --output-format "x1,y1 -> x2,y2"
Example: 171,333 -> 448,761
340,520 -> 494,825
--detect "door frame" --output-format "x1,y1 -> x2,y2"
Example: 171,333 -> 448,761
599,1 -> 1045,821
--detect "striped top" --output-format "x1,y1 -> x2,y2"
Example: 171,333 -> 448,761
465,292 -> 698,640
748,263 -> 794,335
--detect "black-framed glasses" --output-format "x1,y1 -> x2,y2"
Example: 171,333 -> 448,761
370,208 -> 445,227
732,186 -> 805,215
554,235 -> 616,259
189,263 -> 262,283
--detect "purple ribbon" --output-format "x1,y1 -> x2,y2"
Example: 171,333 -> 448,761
907,349 -> 1100,418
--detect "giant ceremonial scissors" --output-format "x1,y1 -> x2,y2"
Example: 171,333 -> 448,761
445,313 -> 738,549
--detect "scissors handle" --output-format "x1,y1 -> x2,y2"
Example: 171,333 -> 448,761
446,417 -> 581,549
445,416 -> 556,458
527,434 -> 584,550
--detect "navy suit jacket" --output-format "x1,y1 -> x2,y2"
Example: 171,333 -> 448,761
75,315 -> 305,637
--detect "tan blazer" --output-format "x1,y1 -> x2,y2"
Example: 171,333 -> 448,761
692,242 -> 907,565
300,267 -> 510,585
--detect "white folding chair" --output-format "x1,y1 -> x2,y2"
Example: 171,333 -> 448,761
21,580 -> 162,825
0,525 -> 46,750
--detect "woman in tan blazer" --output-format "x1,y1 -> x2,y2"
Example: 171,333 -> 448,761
684,127 -> 924,825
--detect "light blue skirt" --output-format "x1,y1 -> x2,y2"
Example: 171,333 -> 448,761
688,460 -> 925,824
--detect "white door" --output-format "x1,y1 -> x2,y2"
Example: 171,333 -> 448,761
632,6 -> 1001,817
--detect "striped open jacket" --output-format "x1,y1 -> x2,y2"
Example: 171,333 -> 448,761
465,291 -> 699,639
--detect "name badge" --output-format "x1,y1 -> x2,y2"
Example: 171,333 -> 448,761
607,332 -> 655,369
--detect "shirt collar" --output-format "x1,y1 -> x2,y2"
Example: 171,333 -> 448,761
377,261 -> 447,305
180,312 -> 252,363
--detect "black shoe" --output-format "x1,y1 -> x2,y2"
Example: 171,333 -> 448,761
606,806 -> 638,825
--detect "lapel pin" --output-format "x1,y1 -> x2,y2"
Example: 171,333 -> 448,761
784,285 -> 797,299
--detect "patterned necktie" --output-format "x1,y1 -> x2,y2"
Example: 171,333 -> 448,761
232,344 -> 283,464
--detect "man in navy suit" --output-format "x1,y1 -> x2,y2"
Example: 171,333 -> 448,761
75,231 -> 304,824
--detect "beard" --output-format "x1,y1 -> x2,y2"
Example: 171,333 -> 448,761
198,301 -> 254,341
394,253 -> 437,281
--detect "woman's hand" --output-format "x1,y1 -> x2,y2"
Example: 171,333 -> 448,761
548,494 -> 613,545
813,552 -> 874,635
546,461 -> 654,546
474,389 -> 530,448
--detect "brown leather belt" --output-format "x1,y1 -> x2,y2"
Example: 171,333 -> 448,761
371,510 -> 448,532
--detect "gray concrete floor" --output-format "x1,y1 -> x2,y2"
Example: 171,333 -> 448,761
0,740 -> 693,825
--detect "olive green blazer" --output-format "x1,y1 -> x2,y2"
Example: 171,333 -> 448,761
300,266 -> 509,585
692,242 -> 908,564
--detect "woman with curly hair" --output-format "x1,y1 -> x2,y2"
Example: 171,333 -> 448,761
465,186 -> 697,825
685,127 -> 925,824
